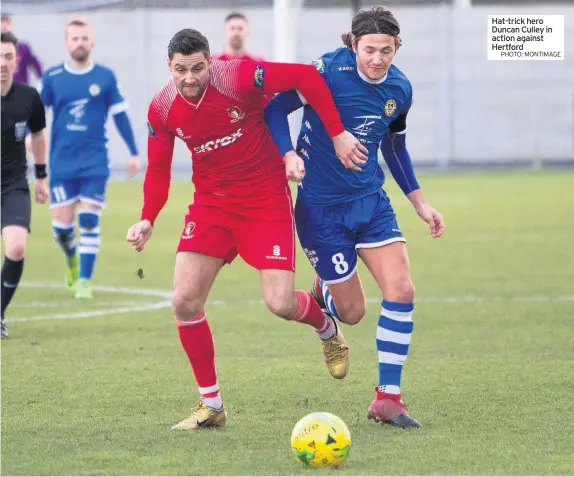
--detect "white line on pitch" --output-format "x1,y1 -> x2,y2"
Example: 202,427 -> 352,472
15,282 -> 574,324
12,301 -> 172,323
22,281 -> 172,299
11,301 -> 156,309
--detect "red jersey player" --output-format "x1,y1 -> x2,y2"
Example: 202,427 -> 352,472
126,29 -> 367,431
214,12 -> 262,62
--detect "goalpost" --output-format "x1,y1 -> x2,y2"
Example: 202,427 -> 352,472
273,0 -> 362,62
273,0 -> 303,62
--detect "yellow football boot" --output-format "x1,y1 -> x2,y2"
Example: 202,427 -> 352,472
170,401 -> 227,430
321,318 -> 349,379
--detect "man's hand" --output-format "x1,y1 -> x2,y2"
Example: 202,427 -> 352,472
34,179 -> 49,204
128,156 -> 141,177
126,219 -> 153,252
414,202 -> 445,238
284,151 -> 305,183
332,131 -> 368,172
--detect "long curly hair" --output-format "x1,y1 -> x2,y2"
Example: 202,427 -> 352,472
341,6 -> 402,51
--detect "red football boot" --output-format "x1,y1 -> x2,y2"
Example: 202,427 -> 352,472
368,391 -> 421,428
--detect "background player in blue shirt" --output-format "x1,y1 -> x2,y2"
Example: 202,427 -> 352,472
265,6 -> 445,428
41,19 -> 140,299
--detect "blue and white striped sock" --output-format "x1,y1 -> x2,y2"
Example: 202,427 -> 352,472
52,221 -> 77,260
78,210 -> 101,280
376,300 -> 414,395
320,279 -> 340,320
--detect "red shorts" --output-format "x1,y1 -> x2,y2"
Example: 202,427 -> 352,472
176,187 -> 296,271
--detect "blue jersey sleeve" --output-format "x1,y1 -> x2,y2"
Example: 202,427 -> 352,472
264,91 -> 305,157
380,78 -> 419,195
380,131 -> 419,195
106,71 -> 127,115
101,70 -> 138,156
265,54 -> 334,156
40,73 -> 53,107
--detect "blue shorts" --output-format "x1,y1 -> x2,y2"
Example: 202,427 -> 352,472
295,189 -> 405,284
49,176 -> 108,209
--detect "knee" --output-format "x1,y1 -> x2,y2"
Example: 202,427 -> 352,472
336,300 -> 366,326
6,242 -> 26,261
263,291 -> 296,320
388,278 -> 415,303
78,210 -> 100,230
171,290 -> 205,321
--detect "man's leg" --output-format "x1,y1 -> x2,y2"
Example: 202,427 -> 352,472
258,268 -> 349,379
170,206 -> 237,430
359,242 -> 420,428
1,226 -> 28,339
312,269 -> 367,326
74,176 -> 108,299
50,180 -> 79,292
170,251 -> 227,430
232,184 -> 350,380
75,202 -> 102,299
1,184 -> 32,339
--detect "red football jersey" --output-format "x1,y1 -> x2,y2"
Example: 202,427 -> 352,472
141,59 -> 345,225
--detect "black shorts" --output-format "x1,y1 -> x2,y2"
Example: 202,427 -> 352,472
1,178 -> 31,232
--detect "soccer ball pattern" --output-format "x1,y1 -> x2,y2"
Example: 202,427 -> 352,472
291,412 -> 351,468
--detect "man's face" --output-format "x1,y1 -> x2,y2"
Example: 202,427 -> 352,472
353,34 -> 397,80
66,25 -> 94,63
1,41 -> 17,83
226,18 -> 248,51
1,19 -> 12,34
169,52 -> 211,99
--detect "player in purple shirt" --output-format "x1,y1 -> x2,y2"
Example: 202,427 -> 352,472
1,14 -> 43,85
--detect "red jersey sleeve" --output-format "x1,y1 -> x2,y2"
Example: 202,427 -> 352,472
241,60 -> 345,137
210,59 -> 344,137
140,84 -> 176,226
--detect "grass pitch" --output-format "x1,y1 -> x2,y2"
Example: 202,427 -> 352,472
2,171 -> 573,475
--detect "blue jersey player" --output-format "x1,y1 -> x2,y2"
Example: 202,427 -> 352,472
265,6 -> 445,428
41,20 -> 140,299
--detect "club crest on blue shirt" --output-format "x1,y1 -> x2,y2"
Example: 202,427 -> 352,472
312,59 -> 325,74
384,99 -> 397,117
89,84 -> 101,96
253,65 -> 265,88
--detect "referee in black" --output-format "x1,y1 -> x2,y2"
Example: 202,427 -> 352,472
1,32 -> 48,339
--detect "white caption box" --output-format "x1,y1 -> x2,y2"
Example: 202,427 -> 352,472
488,15 -> 564,61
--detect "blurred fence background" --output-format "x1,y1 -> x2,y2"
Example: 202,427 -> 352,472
5,0 -> 574,174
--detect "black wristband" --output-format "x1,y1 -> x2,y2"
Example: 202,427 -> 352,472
34,163 -> 47,179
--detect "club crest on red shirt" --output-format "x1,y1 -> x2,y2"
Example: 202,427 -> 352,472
227,106 -> 245,123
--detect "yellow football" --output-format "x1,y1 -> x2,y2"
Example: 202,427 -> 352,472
291,412 -> 351,468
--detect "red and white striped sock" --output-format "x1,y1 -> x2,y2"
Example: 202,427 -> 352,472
292,290 -> 336,340
175,311 -> 222,409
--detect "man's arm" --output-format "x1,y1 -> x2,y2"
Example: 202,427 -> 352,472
107,73 -> 139,157
113,112 -> 138,157
381,111 -> 445,238
264,90 -> 305,157
39,73 -> 52,108
380,128 -> 420,196
237,61 -> 344,138
26,44 -> 43,81
28,90 -> 49,203
28,91 -> 47,168
380,90 -> 420,196
140,104 -> 175,226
